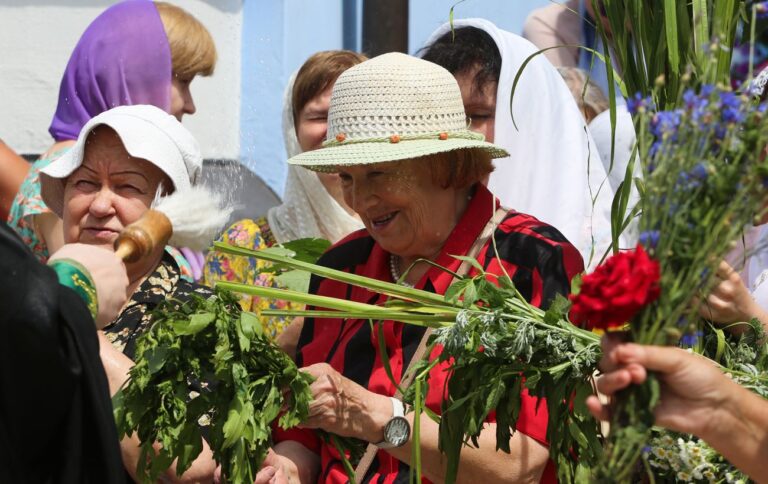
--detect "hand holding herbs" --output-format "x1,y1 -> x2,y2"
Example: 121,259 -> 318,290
113,290 -> 313,483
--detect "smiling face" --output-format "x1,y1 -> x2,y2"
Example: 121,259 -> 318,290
338,159 -> 470,260
62,127 -> 169,251
454,64 -> 498,143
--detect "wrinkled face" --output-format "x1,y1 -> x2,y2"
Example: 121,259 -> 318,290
170,75 -> 197,120
454,64 -> 498,143
62,128 -> 169,251
338,160 -> 465,259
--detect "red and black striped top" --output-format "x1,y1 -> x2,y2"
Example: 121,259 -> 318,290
275,184 -> 584,483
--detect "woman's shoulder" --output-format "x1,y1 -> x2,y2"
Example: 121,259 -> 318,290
216,217 -> 276,250
316,228 -> 375,270
489,210 -> 584,271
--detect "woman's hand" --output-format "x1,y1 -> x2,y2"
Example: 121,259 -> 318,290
49,243 -> 129,328
301,363 -> 392,443
587,334 -> 768,483
586,334 -> 735,437
699,261 -> 768,332
253,443 -> 319,484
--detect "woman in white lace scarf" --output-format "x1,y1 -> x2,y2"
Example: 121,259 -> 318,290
204,50 -> 365,338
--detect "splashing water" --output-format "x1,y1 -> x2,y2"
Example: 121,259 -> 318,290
152,185 -> 233,251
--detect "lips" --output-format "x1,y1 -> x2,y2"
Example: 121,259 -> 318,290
82,226 -> 120,242
370,211 -> 398,228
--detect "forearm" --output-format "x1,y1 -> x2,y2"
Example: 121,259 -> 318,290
98,332 -> 216,482
700,379 -> 768,483
387,413 -> 549,483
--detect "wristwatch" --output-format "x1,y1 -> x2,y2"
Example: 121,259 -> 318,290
375,397 -> 411,449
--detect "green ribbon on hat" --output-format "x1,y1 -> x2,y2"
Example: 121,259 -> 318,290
49,258 -> 99,321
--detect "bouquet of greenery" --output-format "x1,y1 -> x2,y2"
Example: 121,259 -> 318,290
215,243 -> 605,484
112,240 -> 364,483
574,84 -> 768,482
113,290 -> 313,482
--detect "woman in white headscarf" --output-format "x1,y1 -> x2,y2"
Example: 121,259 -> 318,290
421,18 -> 618,268
204,50 -> 365,338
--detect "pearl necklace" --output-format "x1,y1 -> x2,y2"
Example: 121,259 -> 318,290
389,254 -> 414,287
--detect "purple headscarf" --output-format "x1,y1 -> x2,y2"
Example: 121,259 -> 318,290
49,0 -> 172,141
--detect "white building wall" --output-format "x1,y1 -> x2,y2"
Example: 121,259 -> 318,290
0,0 -> 242,160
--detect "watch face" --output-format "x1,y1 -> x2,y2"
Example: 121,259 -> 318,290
385,416 -> 411,447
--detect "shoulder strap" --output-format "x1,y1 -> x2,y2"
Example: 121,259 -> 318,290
353,206 -> 507,482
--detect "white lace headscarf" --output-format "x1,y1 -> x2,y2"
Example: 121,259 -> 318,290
266,75 -> 363,244
423,19 -> 619,269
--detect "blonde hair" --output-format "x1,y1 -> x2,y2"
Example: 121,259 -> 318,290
557,67 -> 609,123
155,2 -> 217,78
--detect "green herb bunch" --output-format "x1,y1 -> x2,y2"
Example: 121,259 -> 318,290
402,270 -> 603,484
213,244 -> 604,484
113,289 -> 313,483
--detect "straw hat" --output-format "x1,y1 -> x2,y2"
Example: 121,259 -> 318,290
288,52 -> 509,171
40,104 -> 202,217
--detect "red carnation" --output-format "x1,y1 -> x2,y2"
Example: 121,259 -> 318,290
569,245 -> 661,331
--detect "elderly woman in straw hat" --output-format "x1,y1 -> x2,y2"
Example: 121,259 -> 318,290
39,104 -> 217,482
265,53 -> 583,484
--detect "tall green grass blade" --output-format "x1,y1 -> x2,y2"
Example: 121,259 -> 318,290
692,0 -> 710,55
261,309 -> 455,326
663,0 -> 681,75
213,242 -> 452,307
510,45 -> 627,130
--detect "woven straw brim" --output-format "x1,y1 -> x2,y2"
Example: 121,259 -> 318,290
288,138 -> 510,172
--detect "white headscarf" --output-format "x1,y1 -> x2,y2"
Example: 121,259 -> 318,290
589,104 -> 638,194
266,75 -> 363,244
423,19 -> 617,269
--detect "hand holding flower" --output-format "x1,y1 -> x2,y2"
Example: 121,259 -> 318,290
587,334 -> 735,438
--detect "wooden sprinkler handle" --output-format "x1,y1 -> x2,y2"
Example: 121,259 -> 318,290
114,209 -> 173,263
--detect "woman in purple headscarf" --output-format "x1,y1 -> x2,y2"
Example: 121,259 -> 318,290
7,0 -> 216,265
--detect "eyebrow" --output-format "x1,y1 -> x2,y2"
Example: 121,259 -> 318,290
77,165 -> 149,182
111,170 -> 149,181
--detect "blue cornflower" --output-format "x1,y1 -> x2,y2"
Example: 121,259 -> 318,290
638,230 -> 660,249
714,123 -> 728,140
759,102 -> 768,114
700,85 -> 715,97
627,92 -> 653,116
676,170 -> 702,190
650,110 -> 682,139
690,162 -> 708,180
756,1 -> 768,19
648,140 -> 663,159
720,91 -> 745,123
642,446 -> 652,455
680,330 -> 703,347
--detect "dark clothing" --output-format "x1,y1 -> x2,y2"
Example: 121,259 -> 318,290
103,251 -> 212,360
0,222 -> 125,483
276,185 -> 584,483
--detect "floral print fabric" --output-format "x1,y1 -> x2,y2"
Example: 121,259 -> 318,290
204,217 -> 300,339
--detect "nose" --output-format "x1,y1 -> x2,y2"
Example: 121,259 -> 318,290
184,91 -> 197,116
89,186 -> 117,218
348,178 -> 376,215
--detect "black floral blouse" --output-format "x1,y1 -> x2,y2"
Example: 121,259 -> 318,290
103,252 -> 212,360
